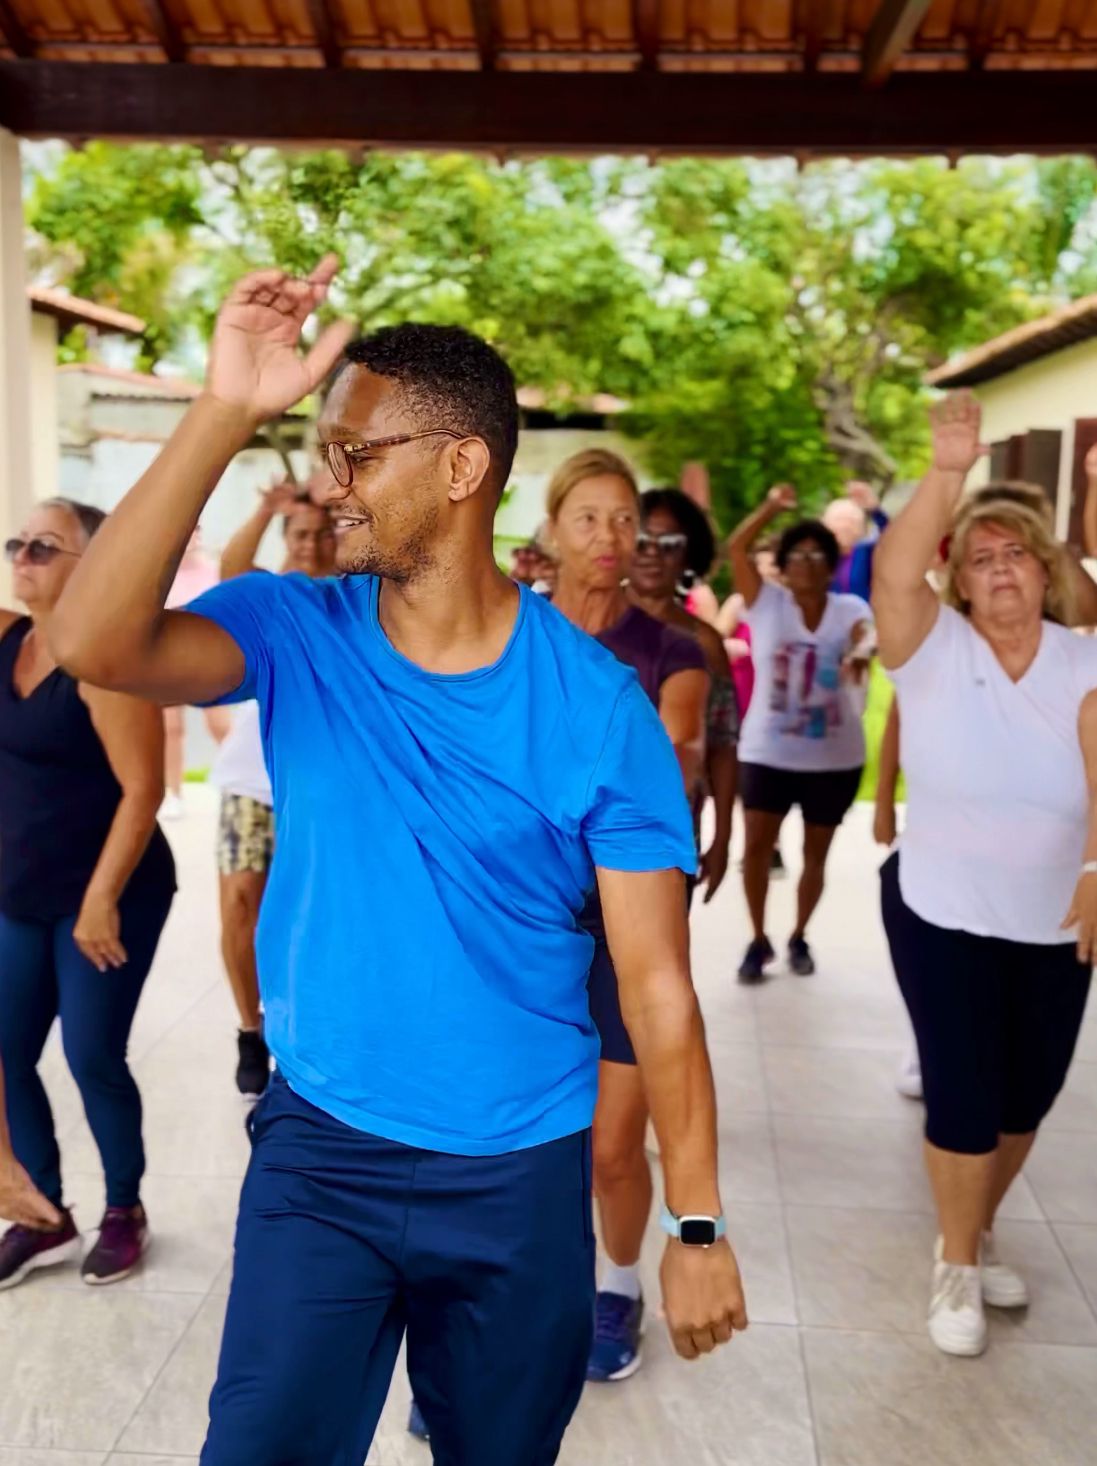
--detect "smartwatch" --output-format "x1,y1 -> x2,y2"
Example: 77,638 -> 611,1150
659,1204 -> 727,1248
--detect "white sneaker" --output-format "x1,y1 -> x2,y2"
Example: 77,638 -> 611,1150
980,1231 -> 1028,1309
929,1258 -> 987,1357
159,792 -> 185,821
895,1045 -> 923,1100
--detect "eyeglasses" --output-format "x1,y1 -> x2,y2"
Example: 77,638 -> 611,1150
636,532 -> 688,557
4,537 -> 80,566
324,430 -> 465,489
785,549 -> 829,566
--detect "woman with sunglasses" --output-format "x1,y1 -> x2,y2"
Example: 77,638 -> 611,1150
729,486 -> 874,983
544,449 -> 709,1385
628,488 -> 739,903
0,499 -> 174,1289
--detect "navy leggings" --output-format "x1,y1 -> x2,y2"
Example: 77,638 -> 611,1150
0,885 -> 173,1208
881,853 -> 1091,1155
202,1074 -> 594,1466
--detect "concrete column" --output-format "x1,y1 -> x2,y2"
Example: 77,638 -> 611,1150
0,128 -> 33,547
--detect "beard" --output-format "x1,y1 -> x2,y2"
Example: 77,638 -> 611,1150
334,502 -> 439,584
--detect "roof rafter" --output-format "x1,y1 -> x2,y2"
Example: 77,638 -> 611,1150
862,0 -> 933,86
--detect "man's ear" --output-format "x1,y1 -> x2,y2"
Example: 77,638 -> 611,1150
448,439 -> 492,504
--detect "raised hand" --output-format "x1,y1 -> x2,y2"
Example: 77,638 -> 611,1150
931,392 -> 983,477
259,479 -> 306,518
767,483 -> 798,513
205,255 -> 355,428
847,480 -> 880,512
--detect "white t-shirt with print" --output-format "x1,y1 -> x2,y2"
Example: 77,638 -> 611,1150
890,605 -> 1097,945
739,581 -> 872,773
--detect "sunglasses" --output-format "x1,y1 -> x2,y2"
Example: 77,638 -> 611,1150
785,548 -> 829,566
4,537 -> 80,566
636,532 -> 688,557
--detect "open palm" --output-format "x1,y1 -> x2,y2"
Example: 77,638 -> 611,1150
931,392 -> 982,475
206,255 -> 355,426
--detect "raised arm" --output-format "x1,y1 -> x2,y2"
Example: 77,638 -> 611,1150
874,393 -> 982,669
221,482 -> 301,581
727,484 -> 796,608
597,866 -> 748,1359
49,257 -> 353,704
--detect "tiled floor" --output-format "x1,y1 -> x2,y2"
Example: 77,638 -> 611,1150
3,790 -> 1096,1465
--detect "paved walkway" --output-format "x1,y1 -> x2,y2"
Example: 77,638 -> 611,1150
2,788 -> 1096,1466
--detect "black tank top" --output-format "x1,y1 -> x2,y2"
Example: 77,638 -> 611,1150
0,617 -> 175,922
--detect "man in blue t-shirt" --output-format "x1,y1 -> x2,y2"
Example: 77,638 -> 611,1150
51,257 -> 747,1466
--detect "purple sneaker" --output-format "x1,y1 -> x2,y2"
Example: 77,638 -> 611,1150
0,1209 -> 82,1290
81,1204 -> 149,1285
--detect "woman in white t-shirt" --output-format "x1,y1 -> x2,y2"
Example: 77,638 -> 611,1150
875,392 -> 1097,1359
729,485 -> 874,983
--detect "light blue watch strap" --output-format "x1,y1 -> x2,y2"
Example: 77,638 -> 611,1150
659,1204 -> 727,1243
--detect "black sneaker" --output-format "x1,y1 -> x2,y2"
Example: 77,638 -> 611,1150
236,1029 -> 270,1097
0,1208 -> 81,1290
738,937 -> 775,984
788,935 -> 816,976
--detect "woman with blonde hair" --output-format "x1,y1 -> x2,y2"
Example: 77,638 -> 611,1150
545,447 -> 711,1383
875,393 -> 1097,1358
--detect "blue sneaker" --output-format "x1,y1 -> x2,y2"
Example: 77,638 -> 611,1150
407,1399 -> 429,1443
586,1290 -> 644,1381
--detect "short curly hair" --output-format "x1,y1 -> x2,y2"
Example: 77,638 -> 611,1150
640,488 -> 717,577
340,325 -> 519,499
776,519 -> 840,574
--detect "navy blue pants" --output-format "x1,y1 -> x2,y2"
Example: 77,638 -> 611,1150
0,887 -> 172,1209
202,1075 -> 595,1466
881,853 -> 1091,1154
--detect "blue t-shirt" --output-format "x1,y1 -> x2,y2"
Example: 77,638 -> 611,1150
188,573 -> 695,1155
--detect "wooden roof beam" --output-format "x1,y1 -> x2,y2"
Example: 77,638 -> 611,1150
305,0 -> 342,67
969,0 -> 1002,71
862,0 -> 933,86
469,0 -> 495,70
0,0 -> 34,57
634,0 -> 659,69
141,0 -> 186,62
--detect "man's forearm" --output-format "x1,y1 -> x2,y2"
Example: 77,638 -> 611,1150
51,395 -> 254,679
625,979 -> 722,1215
874,467 -> 965,593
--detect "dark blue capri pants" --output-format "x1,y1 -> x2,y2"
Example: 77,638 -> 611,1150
201,1074 -> 595,1466
881,852 -> 1091,1155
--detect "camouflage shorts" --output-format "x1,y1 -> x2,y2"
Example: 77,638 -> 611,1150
217,794 -> 275,876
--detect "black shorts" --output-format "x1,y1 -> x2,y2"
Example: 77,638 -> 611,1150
740,761 -> 863,829
584,876 -> 696,1068
881,852 -> 1092,1154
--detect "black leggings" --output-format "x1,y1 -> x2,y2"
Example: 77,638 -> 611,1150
880,853 -> 1091,1155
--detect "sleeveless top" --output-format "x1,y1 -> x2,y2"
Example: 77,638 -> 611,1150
0,617 -> 176,922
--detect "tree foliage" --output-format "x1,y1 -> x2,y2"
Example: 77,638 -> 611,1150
24,144 -> 1097,526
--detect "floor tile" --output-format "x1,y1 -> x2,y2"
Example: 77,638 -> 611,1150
0,1290 -> 202,1453
787,1208 -> 1097,1344
804,1328 -> 1097,1466
107,1458 -> 198,1466
762,1044 -> 925,1123
756,983 -> 910,1053
113,1296 -> 224,1457
773,1114 -> 1041,1219
1024,1131 -> 1097,1222
1054,1223 -> 1097,1312
558,1324 -> 816,1466
0,1453 -> 105,1466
